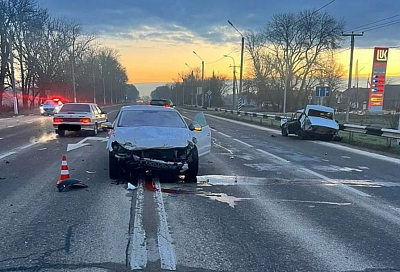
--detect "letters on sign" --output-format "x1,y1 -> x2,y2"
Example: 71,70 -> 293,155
375,48 -> 389,62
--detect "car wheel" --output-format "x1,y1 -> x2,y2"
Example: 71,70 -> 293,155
91,123 -> 98,136
56,130 -> 65,137
109,152 -> 119,179
281,126 -> 289,136
185,147 -> 199,183
297,129 -> 304,140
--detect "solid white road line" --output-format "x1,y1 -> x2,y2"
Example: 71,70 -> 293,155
300,167 -> 371,197
0,151 -> 16,160
6,125 -> 15,128
0,137 -> 3,140
19,142 -> 38,150
130,182 -> 147,270
256,148 -> 290,163
154,178 -> 177,271
218,132 -> 232,138
210,128 -> 217,132
315,141 -> 400,165
233,139 -> 254,148
205,113 -> 280,134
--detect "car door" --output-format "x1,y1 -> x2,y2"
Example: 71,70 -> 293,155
192,112 -> 211,157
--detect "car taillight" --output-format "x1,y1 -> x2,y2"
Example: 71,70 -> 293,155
163,105 -> 170,108
53,118 -> 62,123
81,118 -> 91,124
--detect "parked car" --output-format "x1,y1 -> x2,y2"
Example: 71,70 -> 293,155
102,105 -> 211,182
280,105 -> 340,141
40,99 -> 63,115
53,103 -> 108,137
149,99 -> 174,107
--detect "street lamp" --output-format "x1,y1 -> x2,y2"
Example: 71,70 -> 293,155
193,51 -> 205,107
185,63 -> 195,106
224,55 -> 238,110
228,20 -> 244,109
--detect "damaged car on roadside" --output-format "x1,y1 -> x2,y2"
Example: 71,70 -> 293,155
102,105 -> 211,182
281,105 -> 341,141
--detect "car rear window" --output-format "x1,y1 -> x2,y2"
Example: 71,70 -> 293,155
150,100 -> 171,106
60,104 -> 91,113
308,109 -> 333,119
118,110 -> 186,128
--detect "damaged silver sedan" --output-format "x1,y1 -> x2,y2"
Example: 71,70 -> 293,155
102,105 -> 211,182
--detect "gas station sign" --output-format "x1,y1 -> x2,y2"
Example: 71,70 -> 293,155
368,47 -> 389,112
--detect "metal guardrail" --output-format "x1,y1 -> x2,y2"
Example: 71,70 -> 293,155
213,107 -> 400,146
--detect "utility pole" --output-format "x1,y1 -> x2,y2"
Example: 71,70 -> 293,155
93,72 -> 96,104
239,36 -> 244,107
230,65 -> 240,109
9,37 -> 18,115
102,77 -> 106,105
283,46 -> 289,113
342,32 -> 363,122
201,60 -> 205,107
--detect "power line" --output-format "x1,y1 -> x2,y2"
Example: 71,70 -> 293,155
294,0 -> 336,25
205,45 -> 240,65
362,19 -> 400,32
345,13 -> 400,32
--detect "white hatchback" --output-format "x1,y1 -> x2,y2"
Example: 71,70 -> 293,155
53,103 -> 108,137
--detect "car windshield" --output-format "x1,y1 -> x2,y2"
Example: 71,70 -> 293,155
43,100 -> 58,105
118,110 -> 186,128
60,104 -> 91,113
308,109 -> 333,119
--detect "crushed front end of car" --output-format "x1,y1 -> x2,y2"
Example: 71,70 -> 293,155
109,140 -> 196,173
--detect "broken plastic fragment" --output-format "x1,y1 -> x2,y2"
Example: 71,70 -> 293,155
127,183 -> 136,190
85,171 -> 97,174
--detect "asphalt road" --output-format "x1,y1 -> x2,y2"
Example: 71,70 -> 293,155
1,105 -> 400,272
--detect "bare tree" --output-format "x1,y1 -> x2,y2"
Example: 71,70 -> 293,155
246,9 -> 345,111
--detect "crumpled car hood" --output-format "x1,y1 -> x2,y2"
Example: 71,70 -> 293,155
109,126 -> 193,150
308,116 -> 339,130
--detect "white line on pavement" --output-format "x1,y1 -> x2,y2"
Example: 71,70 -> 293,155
154,178 -> 177,271
0,137 -> 3,140
19,142 -> 39,150
315,141 -> 400,165
256,148 -> 290,163
210,128 -> 217,132
130,181 -> 147,270
6,125 -> 15,128
233,139 -> 254,148
0,151 -> 16,160
218,132 -> 232,138
300,167 -> 371,197
205,113 -> 280,134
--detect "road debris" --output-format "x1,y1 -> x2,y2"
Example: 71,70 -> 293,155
127,183 -> 136,190
85,170 -> 97,174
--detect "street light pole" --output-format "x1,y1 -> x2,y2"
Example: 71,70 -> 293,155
224,55 -> 237,110
185,63 -> 195,106
193,51 -> 205,107
228,20 -> 244,109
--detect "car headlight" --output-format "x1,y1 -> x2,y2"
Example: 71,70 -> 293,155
40,107 -> 44,113
54,106 -> 60,112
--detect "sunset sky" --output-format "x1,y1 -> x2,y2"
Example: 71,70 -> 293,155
38,0 -> 400,96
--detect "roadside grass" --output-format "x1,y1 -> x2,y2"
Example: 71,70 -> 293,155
209,111 -> 400,155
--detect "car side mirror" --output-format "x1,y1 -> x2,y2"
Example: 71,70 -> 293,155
101,122 -> 113,130
189,123 -> 202,131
